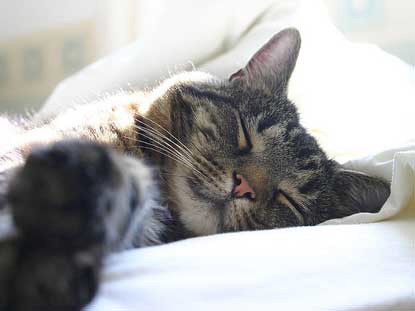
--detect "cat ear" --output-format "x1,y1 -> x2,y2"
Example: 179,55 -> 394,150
330,169 -> 390,218
229,28 -> 301,93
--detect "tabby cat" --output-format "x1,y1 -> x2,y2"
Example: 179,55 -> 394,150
0,28 -> 389,310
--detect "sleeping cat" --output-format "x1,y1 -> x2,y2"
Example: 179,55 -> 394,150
0,28 -> 389,310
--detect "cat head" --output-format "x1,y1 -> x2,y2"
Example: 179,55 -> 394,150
144,28 -> 390,236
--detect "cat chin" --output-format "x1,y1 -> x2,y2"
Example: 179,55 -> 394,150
181,210 -> 220,236
177,194 -> 255,235
176,194 -> 221,236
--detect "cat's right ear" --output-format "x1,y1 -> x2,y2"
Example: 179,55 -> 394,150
229,28 -> 301,94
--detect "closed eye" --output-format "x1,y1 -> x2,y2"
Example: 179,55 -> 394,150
236,112 -> 252,154
275,190 -> 305,225
257,114 -> 277,133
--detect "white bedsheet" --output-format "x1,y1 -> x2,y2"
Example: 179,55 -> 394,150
87,215 -> 415,311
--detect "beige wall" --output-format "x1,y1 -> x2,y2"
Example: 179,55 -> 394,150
0,0 -> 138,113
0,22 -> 96,111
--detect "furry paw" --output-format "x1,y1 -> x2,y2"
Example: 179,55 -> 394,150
10,242 -> 101,311
8,140 -> 125,248
2,140 -> 137,310
0,237 -> 18,310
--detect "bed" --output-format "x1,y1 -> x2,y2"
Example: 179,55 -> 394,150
87,206 -> 415,311
14,0 -> 415,309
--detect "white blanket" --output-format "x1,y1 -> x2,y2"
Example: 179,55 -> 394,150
26,0 -> 415,309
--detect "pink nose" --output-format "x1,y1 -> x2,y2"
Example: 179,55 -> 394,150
233,174 -> 256,199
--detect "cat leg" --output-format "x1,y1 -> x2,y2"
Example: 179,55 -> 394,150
0,236 -> 18,310
1,139 -> 157,310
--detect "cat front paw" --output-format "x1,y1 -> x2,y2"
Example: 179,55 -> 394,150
0,237 -> 18,310
4,140 -> 128,310
10,242 -> 101,311
8,140 -> 124,248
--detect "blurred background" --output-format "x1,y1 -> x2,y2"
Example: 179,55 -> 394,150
0,0 -> 414,113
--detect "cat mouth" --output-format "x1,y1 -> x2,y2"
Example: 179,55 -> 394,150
184,172 -> 257,209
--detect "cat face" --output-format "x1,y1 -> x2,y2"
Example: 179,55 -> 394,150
170,83 -> 334,235
145,29 -> 389,236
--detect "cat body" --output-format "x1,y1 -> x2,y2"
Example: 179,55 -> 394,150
0,29 -> 389,310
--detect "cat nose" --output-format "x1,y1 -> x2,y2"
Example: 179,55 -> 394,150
232,173 -> 256,200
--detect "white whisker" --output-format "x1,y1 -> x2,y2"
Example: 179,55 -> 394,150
138,115 -> 193,155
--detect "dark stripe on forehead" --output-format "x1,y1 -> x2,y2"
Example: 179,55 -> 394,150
257,113 -> 277,133
282,121 -> 298,142
290,132 -> 322,160
286,120 -> 297,132
298,160 -> 319,171
290,132 -> 303,146
297,147 -> 319,159
182,85 -> 233,105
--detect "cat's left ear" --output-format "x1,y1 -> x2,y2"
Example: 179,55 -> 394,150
229,28 -> 301,93
330,169 -> 390,218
